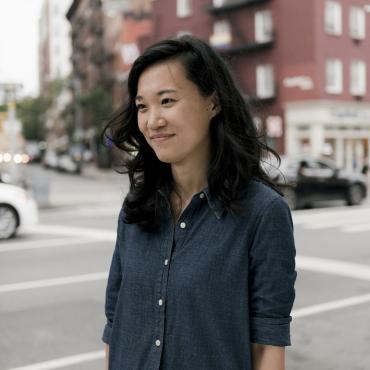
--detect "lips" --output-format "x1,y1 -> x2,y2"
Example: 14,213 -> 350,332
150,134 -> 175,142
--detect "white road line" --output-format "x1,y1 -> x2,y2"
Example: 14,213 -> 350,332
0,272 -> 108,293
0,237 -> 102,253
41,206 -> 119,219
292,292 -> 370,318
302,216 -> 370,230
25,225 -> 116,241
296,255 -> 370,281
292,207 -> 370,224
342,223 -> 370,232
6,350 -> 104,370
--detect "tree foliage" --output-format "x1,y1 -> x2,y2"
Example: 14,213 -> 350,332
16,96 -> 50,141
77,87 -> 113,130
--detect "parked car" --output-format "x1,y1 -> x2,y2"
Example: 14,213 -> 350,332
43,149 -> 59,169
0,182 -> 38,239
58,152 -> 82,174
266,155 -> 368,209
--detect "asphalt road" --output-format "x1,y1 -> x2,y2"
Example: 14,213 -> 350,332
0,166 -> 369,370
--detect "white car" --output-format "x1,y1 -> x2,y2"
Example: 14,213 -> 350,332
0,182 -> 39,239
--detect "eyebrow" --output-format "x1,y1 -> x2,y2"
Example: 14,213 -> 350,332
135,89 -> 178,102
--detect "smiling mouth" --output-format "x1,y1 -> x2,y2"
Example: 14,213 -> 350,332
151,134 -> 175,142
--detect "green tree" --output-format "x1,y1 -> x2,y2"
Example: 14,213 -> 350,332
76,88 -> 114,168
77,87 -> 113,130
17,96 -> 50,141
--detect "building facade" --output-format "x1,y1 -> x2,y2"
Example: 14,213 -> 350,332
66,0 -> 153,165
39,0 -> 73,93
151,0 -> 370,171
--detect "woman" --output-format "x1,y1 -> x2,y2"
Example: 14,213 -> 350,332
102,36 -> 296,370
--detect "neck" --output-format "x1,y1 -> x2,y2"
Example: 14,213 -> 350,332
171,155 -> 209,202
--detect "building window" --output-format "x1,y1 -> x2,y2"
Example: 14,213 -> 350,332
177,30 -> 192,37
325,59 -> 343,94
349,6 -> 366,40
256,64 -> 275,98
213,0 -> 226,6
177,0 -> 192,18
209,20 -> 232,48
350,60 -> 366,96
255,10 -> 273,43
325,1 -> 342,35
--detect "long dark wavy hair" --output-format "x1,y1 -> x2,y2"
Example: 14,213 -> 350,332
102,35 -> 281,230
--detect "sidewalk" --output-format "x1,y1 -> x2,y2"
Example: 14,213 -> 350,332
24,164 -> 128,209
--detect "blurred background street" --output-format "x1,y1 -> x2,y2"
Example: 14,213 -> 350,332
1,0 -> 370,369
1,165 -> 370,369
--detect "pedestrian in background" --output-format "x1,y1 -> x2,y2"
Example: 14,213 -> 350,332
102,36 -> 296,370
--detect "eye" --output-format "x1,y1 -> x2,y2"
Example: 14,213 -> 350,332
136,104 -> 147,112
161,98 -> 175,105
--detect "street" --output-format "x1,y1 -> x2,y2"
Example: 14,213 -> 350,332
1,166 -> 370,370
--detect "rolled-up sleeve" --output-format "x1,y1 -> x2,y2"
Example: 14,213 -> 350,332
249,196 -> 297,346
102,208 -> 124,344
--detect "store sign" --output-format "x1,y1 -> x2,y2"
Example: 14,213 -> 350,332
266,116 -> 283,138
330,107 -> 370,121
283,76 -> 314,90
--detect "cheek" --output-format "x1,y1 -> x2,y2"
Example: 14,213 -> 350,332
137,117 -> 146,136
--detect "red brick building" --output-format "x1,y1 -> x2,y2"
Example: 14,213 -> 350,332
151,0 -> 370,170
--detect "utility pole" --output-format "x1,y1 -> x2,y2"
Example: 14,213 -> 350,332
0,83 -> 23,182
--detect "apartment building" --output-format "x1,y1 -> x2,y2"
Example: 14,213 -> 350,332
39,0 -> 73,93
151,0 -> 370,170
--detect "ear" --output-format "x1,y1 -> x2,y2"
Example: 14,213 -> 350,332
209,92 -> 221,117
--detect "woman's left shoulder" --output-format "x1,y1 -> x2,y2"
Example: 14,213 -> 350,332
241,180 -> 288,215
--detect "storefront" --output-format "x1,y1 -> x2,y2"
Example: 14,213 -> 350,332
284,100 -> 370,172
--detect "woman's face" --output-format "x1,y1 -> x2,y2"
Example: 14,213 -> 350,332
136,59 -> 217,167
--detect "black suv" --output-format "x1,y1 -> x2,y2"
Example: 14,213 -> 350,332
266,156 -> 368,209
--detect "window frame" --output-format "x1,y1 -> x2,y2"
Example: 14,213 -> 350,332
209,19 -> 232,48
325,58 -> 343,95
325,1 -> 342,36
255,9 -> 273,43
349,6 -> 366,40
350,60 -> 366,96
256,64 -> 275,99
176,0 -> 192,18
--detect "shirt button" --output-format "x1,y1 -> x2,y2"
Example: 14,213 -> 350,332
164,259 -> 169,266
180,222 -> 186,229
155,339 -> 161,347
199,192 -> 205,199
158,299 -> 163,306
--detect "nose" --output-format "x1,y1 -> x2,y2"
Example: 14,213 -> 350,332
147,108 -> 166,130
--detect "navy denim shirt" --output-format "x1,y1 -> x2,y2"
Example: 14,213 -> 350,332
102,180 -> 296,370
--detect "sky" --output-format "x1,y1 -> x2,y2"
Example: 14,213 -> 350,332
0,0 -> 43,97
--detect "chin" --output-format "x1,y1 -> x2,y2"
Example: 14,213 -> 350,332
154,151 -> 181,164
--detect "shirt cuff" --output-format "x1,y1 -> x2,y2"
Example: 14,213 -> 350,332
102,323 -> 112,344
250,316 -> 292,346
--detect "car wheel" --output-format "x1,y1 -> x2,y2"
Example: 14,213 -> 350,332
283,188 -> 298,210
347,184 -> 364,206
0,205 -> 18,239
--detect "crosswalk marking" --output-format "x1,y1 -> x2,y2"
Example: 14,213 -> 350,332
5,350 -> 104,370
293,292 -> 370,318
296,255 -> 370,281
0,237 -> 103,253
0,272 -> 108,293
292,207 -> 370,232
25,224 -> 116,240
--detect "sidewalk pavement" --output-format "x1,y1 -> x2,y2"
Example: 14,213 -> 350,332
24,164 -> 128,209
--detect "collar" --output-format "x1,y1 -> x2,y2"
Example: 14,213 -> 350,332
157,186 -> 224,220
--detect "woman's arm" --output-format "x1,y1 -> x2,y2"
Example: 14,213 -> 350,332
104,344 -> 109,370
252,343 -> 285,370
